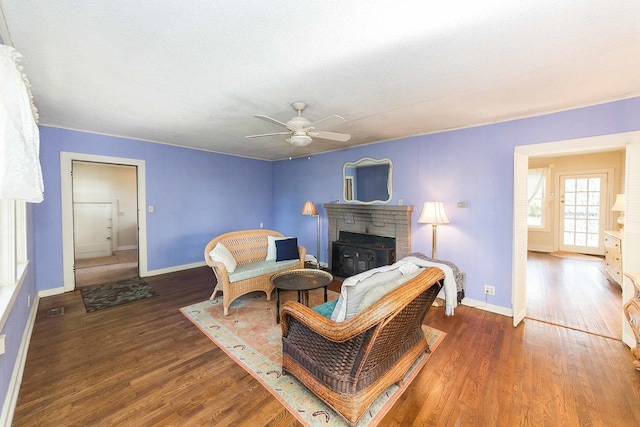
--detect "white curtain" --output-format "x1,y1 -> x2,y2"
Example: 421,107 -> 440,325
0,45 -> 43,203
527,167 -> 548,202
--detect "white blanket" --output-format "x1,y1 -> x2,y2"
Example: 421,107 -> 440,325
339,256 -> 457,316
401,256 -> 457,316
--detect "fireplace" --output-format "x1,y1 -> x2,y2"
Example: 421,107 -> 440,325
331,231 -> 396,277
324,204 -> 413,276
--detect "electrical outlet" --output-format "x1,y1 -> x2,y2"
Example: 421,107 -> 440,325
484,285 -> 495,296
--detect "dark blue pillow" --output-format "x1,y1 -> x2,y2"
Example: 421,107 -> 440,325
276,237 -> 299,261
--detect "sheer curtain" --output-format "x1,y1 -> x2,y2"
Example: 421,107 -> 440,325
527,167 -> 548,202
0,45 -> 43,203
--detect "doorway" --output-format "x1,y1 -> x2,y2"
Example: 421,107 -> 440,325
71,161 -> 139,288
526,166 -> 620,337
512,131 -> 640,350
61,152 -> 148,292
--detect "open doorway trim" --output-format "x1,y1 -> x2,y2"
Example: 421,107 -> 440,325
60,152 -> 148,292
512,131 -> 639,340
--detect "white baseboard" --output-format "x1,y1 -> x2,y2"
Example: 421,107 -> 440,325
527,245 -> 553,253
117,245 -> 138,251
144,261 -> 207,277
38,287 -> 65,298
0,295 -> 39,427
37,261 -> 207,298
460,297 -> 513,317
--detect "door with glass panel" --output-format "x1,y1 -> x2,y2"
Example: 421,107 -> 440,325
559,173 -> 607,255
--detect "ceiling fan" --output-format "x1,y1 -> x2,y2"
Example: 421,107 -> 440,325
246,102 -> 351,146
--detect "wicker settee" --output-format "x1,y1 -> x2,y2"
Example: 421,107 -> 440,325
204,229 -> 305,315
280,267 -> 444,426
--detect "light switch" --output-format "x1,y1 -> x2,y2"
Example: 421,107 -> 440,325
148,205 -> 154,213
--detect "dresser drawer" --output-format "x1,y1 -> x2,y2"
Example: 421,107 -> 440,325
604,233 -> 621,251
604,231 -> 623,286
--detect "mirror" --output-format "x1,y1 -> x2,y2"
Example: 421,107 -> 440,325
343,157 -> 393,204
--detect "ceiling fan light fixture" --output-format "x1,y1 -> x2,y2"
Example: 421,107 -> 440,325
288,134 -> 313,146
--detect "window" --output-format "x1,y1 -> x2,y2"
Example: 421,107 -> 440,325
0,199 -> 28,330
527,167 -> 548,228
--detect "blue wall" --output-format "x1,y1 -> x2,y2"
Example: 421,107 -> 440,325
0,205 -> 37,420
33,126 -> 273,291
273,97 -> 640,308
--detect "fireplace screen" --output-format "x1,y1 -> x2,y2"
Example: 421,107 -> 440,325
331,231 -> 395,277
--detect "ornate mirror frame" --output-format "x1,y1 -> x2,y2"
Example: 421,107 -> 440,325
343,157 -> 393,204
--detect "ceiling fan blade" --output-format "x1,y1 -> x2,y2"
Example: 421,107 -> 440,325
254,115 -> 297,131
309,130 -> 351,142
306,115 -> 346,130
245,131 -> 290,138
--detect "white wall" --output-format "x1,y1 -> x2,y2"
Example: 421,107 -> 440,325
72,162 -> 138,250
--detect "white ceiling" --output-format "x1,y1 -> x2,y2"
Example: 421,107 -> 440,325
2,0 -> 640,160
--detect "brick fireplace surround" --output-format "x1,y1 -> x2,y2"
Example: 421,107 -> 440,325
323,204 -> 413,271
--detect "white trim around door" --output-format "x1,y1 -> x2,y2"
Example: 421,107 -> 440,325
513,130 -> 640,340
60,152 -> 148,292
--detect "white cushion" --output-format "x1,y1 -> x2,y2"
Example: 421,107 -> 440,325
331,268 -> 403,322
209,242 -> 237,273
266,235 -> 291,261
357,268 -> 424,312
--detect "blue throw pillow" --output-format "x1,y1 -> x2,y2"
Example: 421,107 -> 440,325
275,237 -> 299,261
313,300 -> 338,318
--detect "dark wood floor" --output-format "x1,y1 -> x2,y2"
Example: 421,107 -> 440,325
13,265 -> 640,426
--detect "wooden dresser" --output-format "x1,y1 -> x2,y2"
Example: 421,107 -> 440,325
604,231 -> 623,286
624,273 -> 640,370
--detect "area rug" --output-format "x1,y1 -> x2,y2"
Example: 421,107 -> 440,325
81,277 -> 157,313
180,290 -> 445,426
550,251 -> 603,262
75,255 -> 119,269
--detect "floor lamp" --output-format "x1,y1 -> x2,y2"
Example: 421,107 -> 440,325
418,201 -> 450,259
301,201 -> 320,268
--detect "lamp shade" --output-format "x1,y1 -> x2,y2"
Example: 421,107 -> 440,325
611,194 -> 626,212
301,201 -> 317,216
418,201 -> 450,224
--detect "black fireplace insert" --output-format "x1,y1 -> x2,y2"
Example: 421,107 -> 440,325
331,231 -> 396,277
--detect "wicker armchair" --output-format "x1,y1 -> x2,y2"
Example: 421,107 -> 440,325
280,267 -> 444,426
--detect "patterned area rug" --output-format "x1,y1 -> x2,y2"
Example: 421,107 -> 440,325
180,290 -> 445,426
81,277 -> 157,313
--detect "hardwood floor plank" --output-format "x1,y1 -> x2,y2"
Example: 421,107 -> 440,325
526,251 -> 621,338
12,266 -> 640,426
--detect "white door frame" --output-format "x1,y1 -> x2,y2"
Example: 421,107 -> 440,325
61,152 -> 148,292
513,131 -> 640,336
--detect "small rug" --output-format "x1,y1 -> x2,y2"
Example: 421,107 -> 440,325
550,251 -> 603,262
180,290 -> 445,426
75,255 -> 119,269
81,277 -> 157,313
